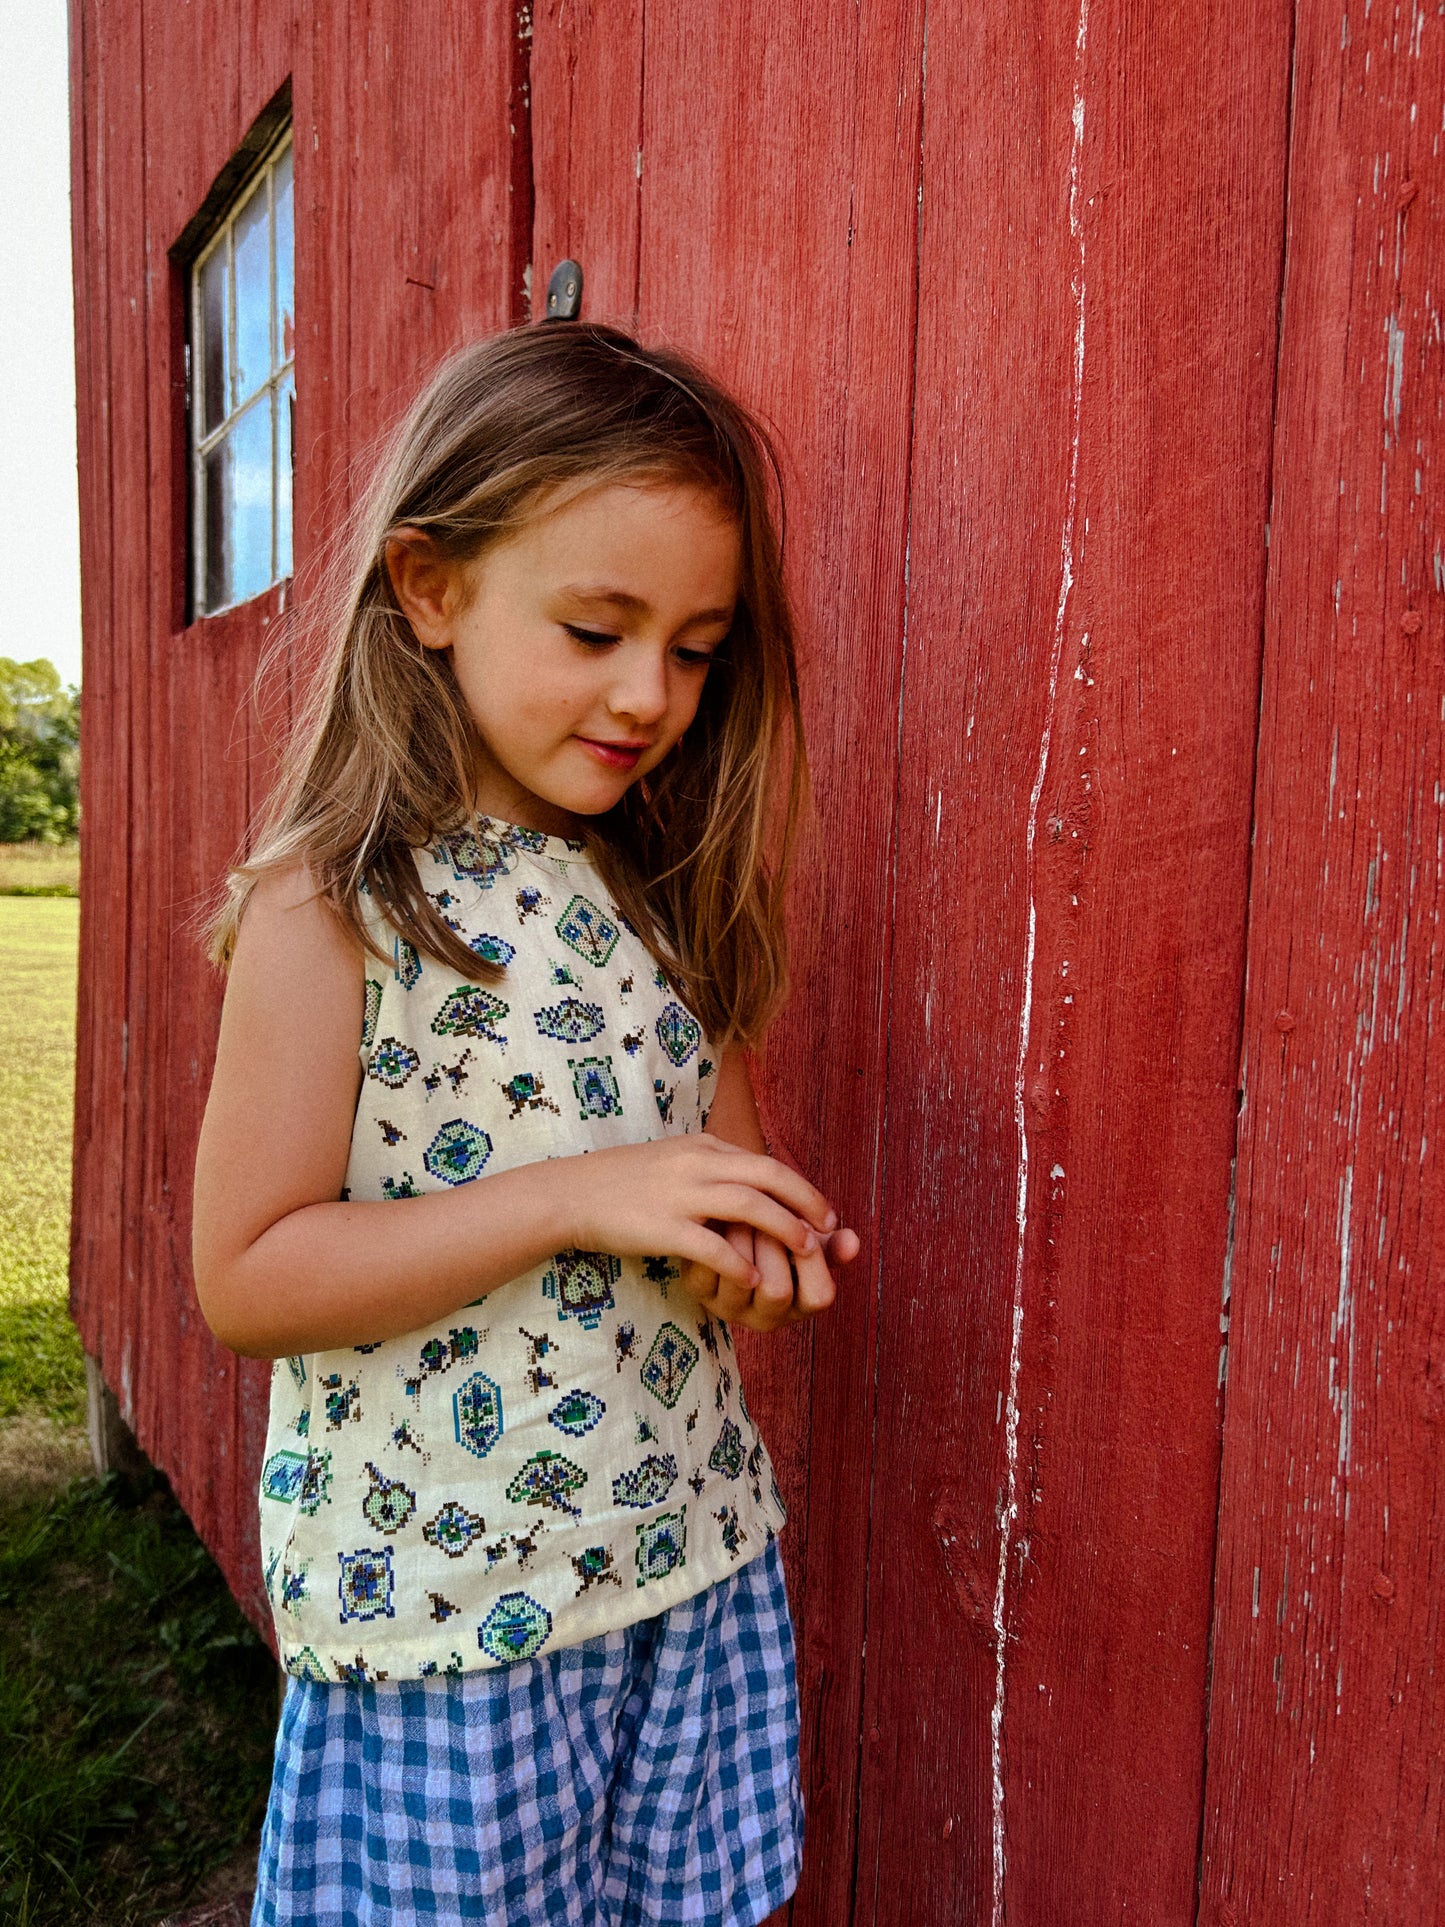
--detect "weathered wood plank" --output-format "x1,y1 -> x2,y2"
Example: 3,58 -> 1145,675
859,0 -> 1290,1915
529,0 -> 645,328
139,0 -> 290,1610
67,0 -> 128,1393
1200,0 -> 1445,1917
85,1 -> 151,1456
344,0 -> 524,453
628,6 -> 923,1917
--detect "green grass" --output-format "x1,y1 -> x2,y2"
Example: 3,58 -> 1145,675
0,1469 -> 276,1925
0,898 -> 84,1423
0,842 -> 79,897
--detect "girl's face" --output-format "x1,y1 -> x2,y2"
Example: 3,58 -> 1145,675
394,480 -> 741,837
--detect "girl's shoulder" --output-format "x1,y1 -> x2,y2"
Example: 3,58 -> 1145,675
234,861 -> 365,995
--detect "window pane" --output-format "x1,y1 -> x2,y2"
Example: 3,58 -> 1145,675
274,146 -> 294,365
199,243 -> 228,434
233,180 -> 271,405
202,436 -> 231,611
229,398 -> 274,603
276,369 -> 295,580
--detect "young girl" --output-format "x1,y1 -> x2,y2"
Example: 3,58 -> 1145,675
192,321 -> 859,1927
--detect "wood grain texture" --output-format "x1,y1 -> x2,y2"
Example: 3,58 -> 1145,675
856,0 -> 1291,1914
529,0 -> 645,328
631,6 -> 923,1915
67,0 -> 1440,1914
67,0 -> 125,1405
344,0 -> 525,452
1199,0 -> 1445,1918
68,0 -> 531,1630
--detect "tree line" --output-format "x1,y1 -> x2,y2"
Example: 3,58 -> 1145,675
0,659 -> 79,842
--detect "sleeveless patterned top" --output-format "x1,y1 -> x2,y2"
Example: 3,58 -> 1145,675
256,815 -> 787,1684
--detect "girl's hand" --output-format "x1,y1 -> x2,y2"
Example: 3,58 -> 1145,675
566,1135 -> 838,1296
681,1219 -> 860,1332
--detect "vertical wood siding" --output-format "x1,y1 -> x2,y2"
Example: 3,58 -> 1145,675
68,1 -> 1441,1916
68,0 -> 530,1630
1199,1 -> 1445,1918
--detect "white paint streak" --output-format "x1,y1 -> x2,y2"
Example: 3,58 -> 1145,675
990,7 -> 1089,1915
1385,313 -> 1405,447
1331,1164 -> 1356,1473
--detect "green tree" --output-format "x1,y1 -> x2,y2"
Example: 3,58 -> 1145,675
0,659 -> 79,843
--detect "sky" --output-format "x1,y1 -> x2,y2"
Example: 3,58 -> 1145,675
1,2 -> 82,688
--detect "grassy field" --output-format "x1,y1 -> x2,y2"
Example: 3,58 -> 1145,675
0,898 -> 85,1423
0,878 -> 276,1924
0,842 -> 79,897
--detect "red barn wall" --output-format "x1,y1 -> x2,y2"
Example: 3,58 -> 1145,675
68,2 -> 1442,1919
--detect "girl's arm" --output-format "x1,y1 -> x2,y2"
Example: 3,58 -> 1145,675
192,867 -> 838,1358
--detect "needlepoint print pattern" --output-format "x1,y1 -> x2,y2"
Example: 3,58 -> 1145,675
261,1450 -> 307,1503
423,1118 -> 493,1186
453,1373 -> 504,1460
640,1323 -> 700,1409
432,986 -> 509,1043
543,1248 -> 621,1329
469,931 -> 515,966
569,1054 -> 622,1120
361,980 -> 383,1049
549,1388 -> 606,1437
369,1038 -> 420,1089
298,1449 -> 332,1515
393,938 -> 422,990
655,1002 -> 702,1067
362,1462 -> 417,1535
635,1511 -> 687,1586
478,1591 -> 552,1663
534,996 -> 606,1044
709,1418 -> 745,1481
555,894 -> 620,967
256,814 -> 785,1679
506,1450 -> 587,1519
423,1501 -> 488,1559
338,1547 -> 395,1622
612,1453 -> 679,1509
499,1071 -> 559,1118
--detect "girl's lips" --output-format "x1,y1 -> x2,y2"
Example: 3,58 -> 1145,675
577,737 -> 647,770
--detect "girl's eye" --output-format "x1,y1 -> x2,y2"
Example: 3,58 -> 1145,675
563,624 -> 619,648
675,647 -> 719,668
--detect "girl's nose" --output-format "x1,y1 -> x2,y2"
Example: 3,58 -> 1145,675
608,645 -> 670,726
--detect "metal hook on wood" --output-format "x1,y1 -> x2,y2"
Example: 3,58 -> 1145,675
542,259 -> 584,321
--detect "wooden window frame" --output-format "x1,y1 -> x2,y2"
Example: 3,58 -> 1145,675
182,109 -> 295,620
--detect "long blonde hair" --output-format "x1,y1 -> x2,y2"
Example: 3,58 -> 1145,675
211,322 -> 808,1047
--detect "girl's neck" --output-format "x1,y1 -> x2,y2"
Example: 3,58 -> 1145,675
467,772 -> 586,844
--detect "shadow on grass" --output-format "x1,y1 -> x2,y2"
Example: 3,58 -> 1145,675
0,1466 -> 276,1925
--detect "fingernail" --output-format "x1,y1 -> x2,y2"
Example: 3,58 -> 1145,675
800,1231 -> 816,1252
824,1209 -> 838,1230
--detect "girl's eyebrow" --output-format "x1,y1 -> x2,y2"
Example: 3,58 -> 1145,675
557,584 -> 735,625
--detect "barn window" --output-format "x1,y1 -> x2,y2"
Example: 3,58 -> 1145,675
190,129 -> 294,615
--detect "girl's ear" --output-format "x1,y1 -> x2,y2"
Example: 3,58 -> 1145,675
385,528 -> 462,652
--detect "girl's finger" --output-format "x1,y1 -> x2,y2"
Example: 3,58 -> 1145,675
788,1241 -> 838,1319
701,1184 -> 821,1256
707,1149 -> 838,1235
669,1223 -> 760,1290
823,1225 -> 861,1267
703,1266 -> 757,1324
750,1231 -> 796,1323
721,1221 -> 756,1270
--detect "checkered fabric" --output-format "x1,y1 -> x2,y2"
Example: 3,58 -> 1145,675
251,1539 -> 802,1926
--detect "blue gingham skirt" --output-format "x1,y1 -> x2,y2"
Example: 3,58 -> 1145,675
252,1539 -> 802,1926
